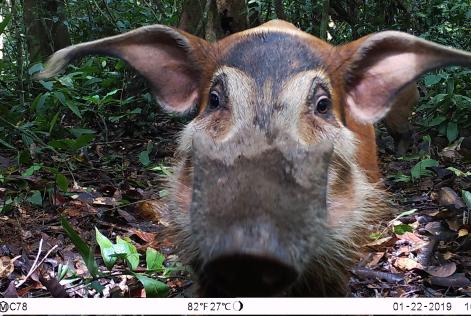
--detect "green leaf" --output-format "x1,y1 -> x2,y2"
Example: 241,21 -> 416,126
446,122 -> 459,143
95,228 -> 117,271
369,232 -> 383,240
397,209 -> 418,218
0,138 -> 16,150
462,190 -> 471,210
132,273 -> 169,298
54,92 -> 82,118
71,134 -> 95,151
393,224 -> 413,235
425,116 -> 447,127
39,80 -> 54,91
69,128 -> 96,138
0,14 -> 12,35
115,237 -> 140,271
60,217 -> 99,277
28,63 -> 44,75
146,248 -> 165,271
424,74 -> 442,87
57,264 -> 69,281
27,191 -> 43,206
22,163 -> 43,176
411,159 -> 439,180
57,76 -> 74,88
55,173 -> 69,192
447,167 -> 471,177
139,151 -> 151,166
89,280 -> 106,293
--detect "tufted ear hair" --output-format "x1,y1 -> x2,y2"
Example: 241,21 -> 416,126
337,31 -> 471,123
37,24 -> 212,114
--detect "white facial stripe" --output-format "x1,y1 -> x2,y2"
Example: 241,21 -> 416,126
276,69 -> 332,143
212,66 -> 258,143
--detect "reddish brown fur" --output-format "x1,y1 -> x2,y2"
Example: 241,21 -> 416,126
38,19 -> 471,298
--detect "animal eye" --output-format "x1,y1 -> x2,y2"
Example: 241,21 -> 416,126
316,96 -> 331,114
209,91 -> 220,109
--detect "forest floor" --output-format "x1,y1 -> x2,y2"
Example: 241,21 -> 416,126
0,115 -> 470,298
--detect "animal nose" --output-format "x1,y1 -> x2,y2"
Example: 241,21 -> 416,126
203,254 -> 299,296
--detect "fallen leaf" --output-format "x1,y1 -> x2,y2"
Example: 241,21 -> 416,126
397,246 -> 410,256
419,178 -> 434,191
425,262 -> 457,277
366,252 -> 384,268
116,209 -> 137,224
443,251 -> 454,260
93,196 -> 116,206
447,218 -> 460,231
4,281 -> 18,298
458,229 -> 469,237
366,237 -> 395,250
0,255 -> 20,278
131,230 -> 157,244
398,232 -> 424,245
424,222 -> 442,236
429,273 -> 471,288
136,201 -> 164,222
438,187 -> 466,209
394,257 -> 424,271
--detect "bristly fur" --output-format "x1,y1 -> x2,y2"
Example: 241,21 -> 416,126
161,120 -> 392,296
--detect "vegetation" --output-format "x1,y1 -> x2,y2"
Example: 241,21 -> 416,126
0,0 -> 470,298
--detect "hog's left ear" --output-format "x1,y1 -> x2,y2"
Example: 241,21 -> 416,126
37,25 -> 211,113
339,31 -> 471,123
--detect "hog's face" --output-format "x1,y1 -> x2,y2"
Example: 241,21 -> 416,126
38,19 -> 471,297
172,28 -> 377,296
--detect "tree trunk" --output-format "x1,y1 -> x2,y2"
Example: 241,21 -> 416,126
310,0 -> 320,36
179,0 -> 222,39
319,0 -> 330,40
23,0 -> 70,62
11,0 -> 24,106
179,0 -> 247,40
273,0 -> 285,20
217,0 -> 247,34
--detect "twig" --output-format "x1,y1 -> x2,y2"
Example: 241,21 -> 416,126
16,239 -> 44,288
16,239 -> 58,288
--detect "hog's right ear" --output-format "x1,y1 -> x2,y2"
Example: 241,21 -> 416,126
37,25 -> 210,113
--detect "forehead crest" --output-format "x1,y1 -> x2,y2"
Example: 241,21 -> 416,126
219,31 -> 323,85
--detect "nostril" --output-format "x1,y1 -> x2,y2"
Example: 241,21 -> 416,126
204,254 -> 298,296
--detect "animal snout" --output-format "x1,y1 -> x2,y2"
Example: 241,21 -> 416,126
204,254 -> 299,297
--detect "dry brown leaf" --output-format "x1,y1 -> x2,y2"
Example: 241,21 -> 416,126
429,273 -> 471,288
366,252 -> 384,268
424,222 -> 442,236
366,237 -> 394,249
438,187 -> 466,209
0,256 -> 19,278
419,178 -> 434,191
136,200 -> 164,222
131,230 -> 157,244
93,196 -> 116,206
458,229 -> 469,237
394,257 -> 424,271
397,246 -> 410,256
447,218 -> 461,231
443,251 -> 454,260
425,262 -> 457,278
399,232 -> 424,245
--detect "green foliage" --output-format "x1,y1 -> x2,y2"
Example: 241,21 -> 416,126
95,228 -> 117,270
132,273 -> 169,298
393,224 -> 414,235
411,159 -> 439,181
61,217 -> 100,277
61,219 -> 170,297
463,190 -> 471,210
